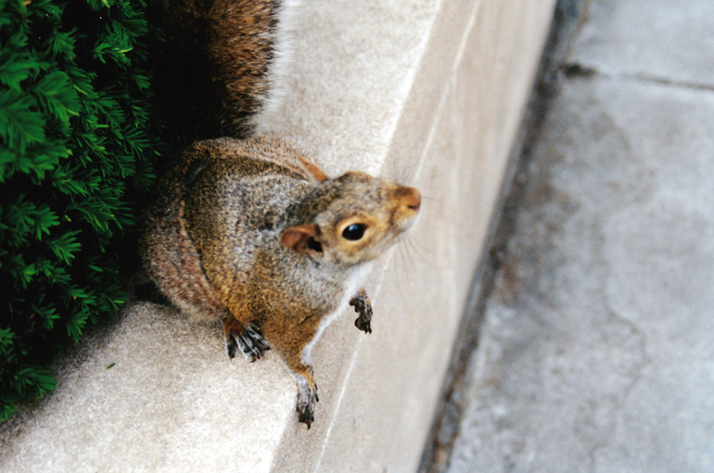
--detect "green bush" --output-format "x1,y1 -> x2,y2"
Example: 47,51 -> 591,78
0,0 -> 163,421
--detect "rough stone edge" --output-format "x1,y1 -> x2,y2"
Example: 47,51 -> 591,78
416,1 -> 590,472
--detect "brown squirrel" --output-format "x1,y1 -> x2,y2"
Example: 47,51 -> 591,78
141,0 -> 421,428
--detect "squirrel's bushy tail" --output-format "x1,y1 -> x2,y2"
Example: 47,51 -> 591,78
148,0 -> 280,147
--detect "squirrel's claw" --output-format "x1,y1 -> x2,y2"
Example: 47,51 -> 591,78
224,321 -> 270,362
350,289 -> 373,334
297,401 -> 314,430
354,317 -> 372,334
296,377 -> 318,429
226,334 -> 239,359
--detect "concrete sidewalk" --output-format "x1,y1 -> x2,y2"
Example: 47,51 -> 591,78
446,0 -> 714,471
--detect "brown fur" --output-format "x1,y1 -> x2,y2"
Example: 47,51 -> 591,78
149,0 -> 279,144
143,0 -> 422,429
140,136 -> 420,428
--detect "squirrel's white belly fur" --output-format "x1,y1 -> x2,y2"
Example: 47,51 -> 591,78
300,262 -> 373,365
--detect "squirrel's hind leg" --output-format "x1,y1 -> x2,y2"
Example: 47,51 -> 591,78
350,288 -> 373,334
223,318 -> 270,361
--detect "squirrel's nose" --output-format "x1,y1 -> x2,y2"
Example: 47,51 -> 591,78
403,187 -> 421,211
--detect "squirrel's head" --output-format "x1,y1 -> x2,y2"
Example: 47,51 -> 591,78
280,171 -> 420,266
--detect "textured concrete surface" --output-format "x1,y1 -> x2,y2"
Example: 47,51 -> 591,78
571,0 -> 714,88
272,1 -> 556,471
0,304 -> 295,472
0,1 -> 556,471
447,1 -> 714,472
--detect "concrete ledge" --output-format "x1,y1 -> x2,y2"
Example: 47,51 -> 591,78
0,1 -> 556,471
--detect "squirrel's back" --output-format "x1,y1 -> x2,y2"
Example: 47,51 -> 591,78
141,136 -> 318,321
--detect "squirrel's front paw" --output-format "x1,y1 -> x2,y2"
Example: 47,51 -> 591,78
296,378 -> 319,429
224,321 -> 270,361
350,288 -> 373,334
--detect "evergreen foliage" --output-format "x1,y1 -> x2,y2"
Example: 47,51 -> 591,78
0,0 -> 162,421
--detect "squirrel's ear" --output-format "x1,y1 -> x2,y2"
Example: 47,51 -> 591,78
280,224 -> 323,256
297,156 -> 329,182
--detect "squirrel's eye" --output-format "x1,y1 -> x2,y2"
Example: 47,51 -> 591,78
342,223 -> 367,241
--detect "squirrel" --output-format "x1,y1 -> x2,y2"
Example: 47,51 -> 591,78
140,0 -> 421,428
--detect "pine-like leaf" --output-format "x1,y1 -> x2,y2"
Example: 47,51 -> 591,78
14,365 -> 57,399
0,90 -> 45,154
47,29 -> 77,61
33,205 -> 59,240
0,327 -> 14,357
32,71 -> 81,124
0,49 -> 46,91
1,0 -> 163,422
46,230 -> 82,265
